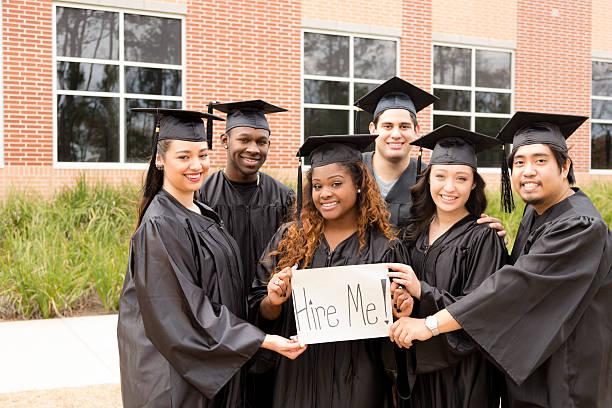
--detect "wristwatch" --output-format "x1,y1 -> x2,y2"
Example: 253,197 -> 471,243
424,315 -> 439,336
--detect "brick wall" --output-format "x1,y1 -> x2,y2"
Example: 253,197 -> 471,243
3,0 -> 53,166
515,0 -> 592,172
432,0 -> 516,42
303,0 -> 402,30
401,0 -> 433,162
592,0 -> 612,53
186,0 -> 302,170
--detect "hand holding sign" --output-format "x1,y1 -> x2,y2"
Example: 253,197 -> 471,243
386,263 -> 421,300
268,266 -> 295,306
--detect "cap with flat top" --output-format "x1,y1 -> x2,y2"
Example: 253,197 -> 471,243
131,107 -> 225,199
295,134 -> 377,225
131,107 -> 224,143
297,134 -> 377,168
354,76 -> 438,118
410,124 -> 501,170
496,111 -> 588,153
211,99 -> 287,133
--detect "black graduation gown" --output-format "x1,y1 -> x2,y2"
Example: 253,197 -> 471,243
447,189 -> 612,407
396,215 -> 507,408
248,224 -> 406,408
117,190 -> 265,408
362,151 -> 421,228
199,170 -> 295,286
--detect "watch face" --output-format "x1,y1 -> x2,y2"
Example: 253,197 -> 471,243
425,316 -> 439,335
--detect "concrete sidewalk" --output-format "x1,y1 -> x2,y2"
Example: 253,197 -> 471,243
0,314 -> 120,393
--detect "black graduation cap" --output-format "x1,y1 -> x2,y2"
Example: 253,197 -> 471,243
353,76 -> 438,132
495,111 -> 588,213
212,99 -> 287,133
297,134 -> 377,168
131,108 -> 224,199
131,107 -> 224,146
295,134 -> 377,225
497,111 -> 588,154
410,124 -> 501,170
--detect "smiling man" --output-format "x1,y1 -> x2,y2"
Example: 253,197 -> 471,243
390,111 -> 612,407
199,99 -> 294,287
354,77 -> 437,227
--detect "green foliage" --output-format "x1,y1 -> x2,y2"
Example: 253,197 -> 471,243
0,176 -> 610,320
0,176 -> 137,319
484,183 -> 612,250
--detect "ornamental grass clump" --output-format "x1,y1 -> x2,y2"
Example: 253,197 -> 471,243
0,176 -> 610,320
0,176 -> 137,320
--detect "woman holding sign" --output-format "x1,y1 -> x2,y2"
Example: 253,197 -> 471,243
387,125 -> 507,408
249,134 -> 410,408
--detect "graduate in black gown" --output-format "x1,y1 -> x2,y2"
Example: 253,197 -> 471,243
390,112 -> 612,407
199,99 -> 295,288
355,77 -> 507,237
117,108 -> 306,408
355,77 -> 437,228
386,125 -> 507,407
248,134 -> 412,408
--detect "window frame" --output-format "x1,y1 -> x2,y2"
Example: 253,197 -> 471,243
431,42 -> 515,172
52,2 -> 186,169
590,58 -> 612,174
301,28 -> 401,148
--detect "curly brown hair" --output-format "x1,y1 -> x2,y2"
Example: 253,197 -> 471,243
270,161 -> 396,275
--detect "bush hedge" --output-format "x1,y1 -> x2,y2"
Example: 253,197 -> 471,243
1,177 -> 610,320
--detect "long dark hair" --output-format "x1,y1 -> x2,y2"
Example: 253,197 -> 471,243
136,139 -> 171,228
403,166 -> 487,245
269,161 -> 395,274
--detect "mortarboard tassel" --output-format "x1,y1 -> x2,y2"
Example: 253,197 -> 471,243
354,109 -> 360,134
416,145 -> 423,177
206,101 -> 214,150
296,163 -> 303,228
500,144 -> 515,213
144,109 -> 162,199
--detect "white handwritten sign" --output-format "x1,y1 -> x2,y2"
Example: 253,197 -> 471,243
291,263 -> 392,345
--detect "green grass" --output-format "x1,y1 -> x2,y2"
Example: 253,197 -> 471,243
484,182 -> 612,249
0,176 -> 137,319
0,177 -> 610,320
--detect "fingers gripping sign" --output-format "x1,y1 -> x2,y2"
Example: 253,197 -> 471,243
267,265 -> 296,306
386,263 -> 421,300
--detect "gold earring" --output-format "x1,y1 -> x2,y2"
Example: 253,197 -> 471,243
223,145 -> 228,149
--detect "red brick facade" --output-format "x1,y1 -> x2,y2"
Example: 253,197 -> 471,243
187,0 -> 302,169
0,0 -> 609,198
515,0 -> 592,172
3,0 -> 53,166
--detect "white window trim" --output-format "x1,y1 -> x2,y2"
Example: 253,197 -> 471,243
590,58 -> 612,174
53,2 -> 185,169
301,28 -> 401,149
431,42 -> 515,171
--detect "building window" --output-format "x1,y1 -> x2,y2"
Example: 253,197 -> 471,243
302,30 -> 399,140
592,60 -> 612,170
54,4 -> 184,165
432,44 -> 513,168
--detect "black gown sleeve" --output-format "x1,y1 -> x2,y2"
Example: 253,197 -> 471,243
133,216 -> 265,399
413,227 -> 507,373
447,216 -> 611,385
